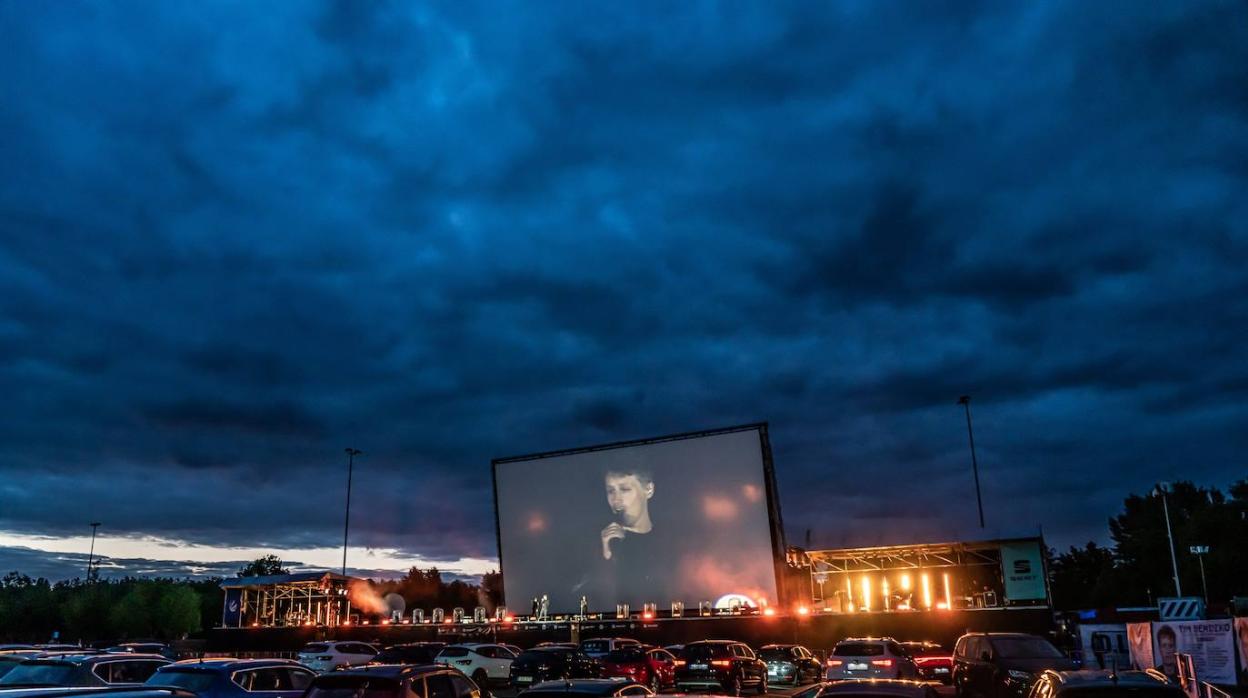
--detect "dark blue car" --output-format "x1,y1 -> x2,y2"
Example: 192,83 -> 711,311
146,658 -> 315,698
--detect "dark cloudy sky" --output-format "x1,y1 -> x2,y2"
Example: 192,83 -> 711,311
2,1 -> 1246,582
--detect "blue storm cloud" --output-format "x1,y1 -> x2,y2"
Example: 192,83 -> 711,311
0,1 -> 1245,579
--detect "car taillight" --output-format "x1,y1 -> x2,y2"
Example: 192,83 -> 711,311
871,660 -> 893,667
711,660 -> 731,667
672,660 -> 685,667
456,660 -> 472,666
826,660 -> 843,667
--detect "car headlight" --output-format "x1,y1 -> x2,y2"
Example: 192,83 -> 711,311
1006,670 -> 1032,681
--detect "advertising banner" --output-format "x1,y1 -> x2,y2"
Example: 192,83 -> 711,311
222,587 -> 243,627
1000,541 -> 1046,602
1128,622 -> 1154,671
1152,620 -> 1236,684
1235,617 -> 1248,685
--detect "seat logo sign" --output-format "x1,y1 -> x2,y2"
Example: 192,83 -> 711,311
1013,560 -> 1032,574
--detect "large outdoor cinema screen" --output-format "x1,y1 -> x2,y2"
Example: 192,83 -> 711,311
493,424 -> 784,615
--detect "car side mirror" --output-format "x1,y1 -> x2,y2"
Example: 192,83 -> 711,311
980,651 -> 992,662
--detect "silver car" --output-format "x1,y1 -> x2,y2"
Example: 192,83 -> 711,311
825,639 -> 918,681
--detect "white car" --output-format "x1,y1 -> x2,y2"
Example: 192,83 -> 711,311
297,641 -> 378,672
436,644 -> 516,690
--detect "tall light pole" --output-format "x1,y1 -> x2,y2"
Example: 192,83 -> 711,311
86,522 -> 101,581
1153,483 -> 1182,597
342,448 -> 362,576
957,395 -> 985,529
1189,545 -> 1209,604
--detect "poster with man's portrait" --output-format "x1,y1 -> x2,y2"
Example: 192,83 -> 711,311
1153,620 -> 1236,684
1127,622 -> 1154,671
1235,617 -> 1248,684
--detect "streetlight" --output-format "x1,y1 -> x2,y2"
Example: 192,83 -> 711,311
957,395 -> 985,529
1189,545 -> 1209,604
86,522 -> 101,581
1153,483 -> 1182,597
342,448 -> 362,576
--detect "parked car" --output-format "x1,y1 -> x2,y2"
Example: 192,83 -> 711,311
600,646 -> 678,691
952,633 -> 1077,698
146,658 -> 315,698
803,678 -> 941,698
372,643 -> 448,666
898,642 -> 953,684
0,653 -> 170,687
579,639 -> 641,660
297,641 -> 378,673
509,647 -> 602,690
826,639 -> 918,681
305,664 -> 481,698
673,640 -> 766,696
758,644 -> 823,686
436,644 -> 516,689
0,686 -> 198,698
1027,670 -> 1183,698
519,678 -> 652,698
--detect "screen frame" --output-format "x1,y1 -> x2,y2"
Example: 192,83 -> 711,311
490,422 -> 788,612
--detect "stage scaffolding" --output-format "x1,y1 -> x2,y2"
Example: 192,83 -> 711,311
795,538 -> 1044,613
220,572 -> 356,628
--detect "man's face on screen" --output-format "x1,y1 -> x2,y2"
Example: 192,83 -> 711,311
605,473 -> 654,527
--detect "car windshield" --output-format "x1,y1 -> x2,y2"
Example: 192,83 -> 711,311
147,669 -> 217,692
833,644 -> 885,657
759,649 -> 795,662
302,644 -> 331,654
0,662 -> 76,685
0,659 -> 31,678
684,645 -> 732,661
989,638 -> 1062,659
605,649 -> 645,663
307,676 -> 401,698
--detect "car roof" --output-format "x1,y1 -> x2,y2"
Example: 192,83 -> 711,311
22,654 -> 167,666
760,644 -> 799,649
161,658 -> 301,671
323,664 -> 447,679
0,688 -> 198,698
527,679 -> 641,694
838,638 -> 895,643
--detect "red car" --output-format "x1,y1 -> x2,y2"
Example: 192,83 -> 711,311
600,646 -> 679,691
899,642 -> 952,684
